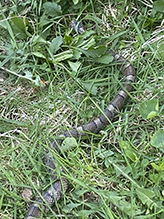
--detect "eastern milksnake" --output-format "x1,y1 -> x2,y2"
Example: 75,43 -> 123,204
25,20 -> 135,218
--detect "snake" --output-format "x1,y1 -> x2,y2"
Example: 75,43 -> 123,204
25,20 -> 136,218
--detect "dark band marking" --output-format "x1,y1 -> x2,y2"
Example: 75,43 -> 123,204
117,93 -> 125,99
118,89 -> 128,97
110,103 -> 117,110
44,190 -> 55,201
113,53 -> 120,60
105,106 -> 113,115
122,64 -> 130,71
98,116 -> 106,124
63,132 -> 70,137
92,120 -> 98,128
125,79 -> 134,83
126,73 -> 135,77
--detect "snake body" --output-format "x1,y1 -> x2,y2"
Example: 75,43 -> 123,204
25,22 -> 135,219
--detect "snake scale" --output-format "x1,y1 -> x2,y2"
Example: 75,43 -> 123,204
25,21 -> 135,218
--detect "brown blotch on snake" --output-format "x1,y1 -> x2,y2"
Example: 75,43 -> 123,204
25,22 -> 136,219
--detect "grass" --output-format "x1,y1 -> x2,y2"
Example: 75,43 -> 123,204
1,0 -> 164,218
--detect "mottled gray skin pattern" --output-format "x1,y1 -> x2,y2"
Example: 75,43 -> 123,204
25,23 -> 136,219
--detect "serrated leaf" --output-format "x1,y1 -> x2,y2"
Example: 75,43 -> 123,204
136,188 -> 155,208
43,2 -> 62,17
33,75 -> 42,86
18,70 -> 41,86
24,70 -> 33,79
139,99 -> 159,119
49,36 -> 63,54
150,130 -> 164,148
23,71 -> 41,86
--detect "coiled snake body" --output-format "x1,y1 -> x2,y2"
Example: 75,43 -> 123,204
25,21 -> 135,218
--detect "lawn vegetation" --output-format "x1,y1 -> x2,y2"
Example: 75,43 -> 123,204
1,0 -> 164,218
